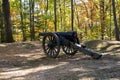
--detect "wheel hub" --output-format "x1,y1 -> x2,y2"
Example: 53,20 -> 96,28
47,41 -> 56,48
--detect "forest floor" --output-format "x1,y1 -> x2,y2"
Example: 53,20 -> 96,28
0,40 -> 120,80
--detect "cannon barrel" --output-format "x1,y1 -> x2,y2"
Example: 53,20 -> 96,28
39,31 -> 77,37
56,31 -> 77,38
39,31 -> 79,44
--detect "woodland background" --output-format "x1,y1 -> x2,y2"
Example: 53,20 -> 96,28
0,0 -> 120,43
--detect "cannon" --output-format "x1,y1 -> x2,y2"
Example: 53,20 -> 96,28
38,31 -> 102,59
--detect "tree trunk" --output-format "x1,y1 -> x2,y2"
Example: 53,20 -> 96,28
44,0 -> 48,32
2,0 -> 14,43
29,0 -> 35,41
112,0 -> 120,40
0,2 -> 4,42
100,0 -> 105,40
54,0 -> 57,31
71,0 -> 74,31
109,0 -> 112,40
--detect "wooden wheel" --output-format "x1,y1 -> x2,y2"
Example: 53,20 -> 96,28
62,38 -> 79,55
42,33 -> 60,58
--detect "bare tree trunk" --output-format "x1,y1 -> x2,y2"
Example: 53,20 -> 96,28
0,2 -> 4,42
2,0 -> 14,43
100,0 -> 105,40
71,0 -> 74,31
44,0 -> 49,32
109,0 -> 112,40
54,0 -> 57,31
112,0 -> 120,40
29,0 -> 35,41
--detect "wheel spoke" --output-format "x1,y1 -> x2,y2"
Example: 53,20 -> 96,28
51,49 -> 55,56
53,48 -> 57,54
46,47 -> 50,53
48,36 -> 52,40
48,35 -> 54,41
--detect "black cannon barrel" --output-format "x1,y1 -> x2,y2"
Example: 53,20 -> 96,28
55,31 -> 77,37
39,32 -> 52,36
39,31 -> 77,37
39,31 -> 79,44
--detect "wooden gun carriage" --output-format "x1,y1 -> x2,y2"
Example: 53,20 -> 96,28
38,31 -> 102,59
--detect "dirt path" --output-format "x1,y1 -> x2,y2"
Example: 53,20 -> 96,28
0,41 -> 120,80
